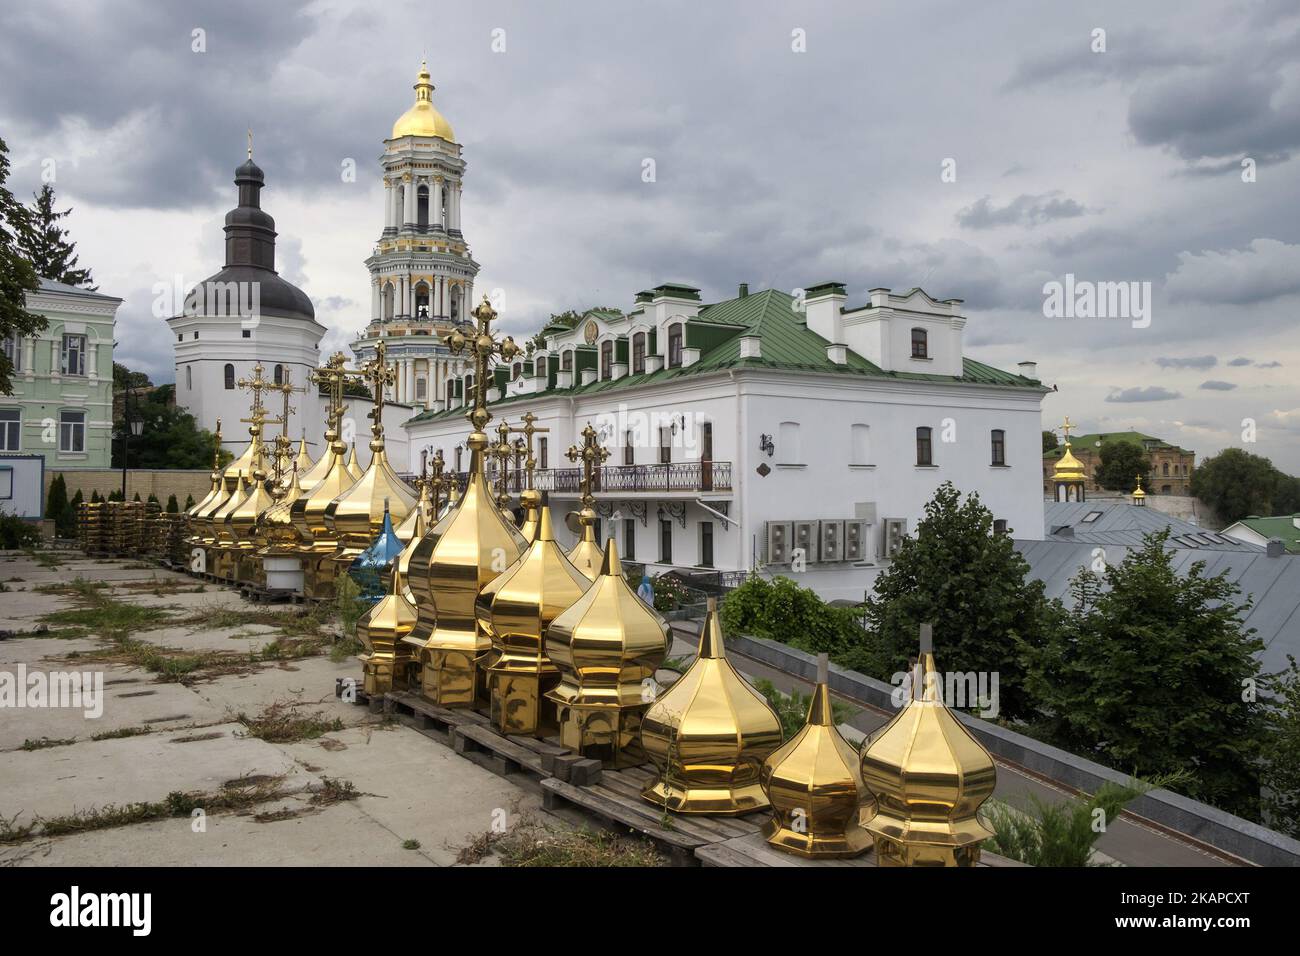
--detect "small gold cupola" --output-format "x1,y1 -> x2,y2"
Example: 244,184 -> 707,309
1050,415 -> 1089,503
859,624 -> 997,867
1131,475 -> 1147,506
545,536 -> 670,766
640,597 -> 784,815
358,509 -> 423,696
760,653 -> 874,858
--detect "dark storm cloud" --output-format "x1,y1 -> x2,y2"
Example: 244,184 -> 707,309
1106,386 -> 1182,403
1199,380 -> 1237,391
956,193 -> 1088,230
1154,355 -> 1216,370
1227,357 -> 1253,366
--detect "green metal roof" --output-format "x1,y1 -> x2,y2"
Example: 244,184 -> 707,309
1231,515 -> 1300,553
1043,430 -> 1193,461
407,288 -> 1043,426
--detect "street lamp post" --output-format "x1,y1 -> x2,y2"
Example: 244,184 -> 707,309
120,388 -> 143,499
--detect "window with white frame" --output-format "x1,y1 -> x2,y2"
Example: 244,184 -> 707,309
61,334 -> 86,376
59,409 -> 85,452
850,423 -> 871,465
1,334 -> 20,372
0,409 -> 19,451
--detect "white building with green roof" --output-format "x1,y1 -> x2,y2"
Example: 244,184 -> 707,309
403,281 -> 1048,599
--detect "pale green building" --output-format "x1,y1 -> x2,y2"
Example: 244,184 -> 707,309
1,279 -> 121,469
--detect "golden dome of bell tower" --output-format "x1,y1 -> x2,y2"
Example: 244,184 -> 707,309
1050,415 -> 1089,503
392,60 -> 456,141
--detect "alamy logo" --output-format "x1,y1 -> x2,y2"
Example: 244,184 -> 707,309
1042,273 -> 1151,329
0,666 -> 103,718
49,886 -> 151,936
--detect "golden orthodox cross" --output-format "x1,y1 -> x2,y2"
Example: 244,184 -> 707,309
566,422 -> 609,510
509,411 -> 548,490
358,340 -> 397,443
442,295 -> 521,434
1059,416 -> 1075,443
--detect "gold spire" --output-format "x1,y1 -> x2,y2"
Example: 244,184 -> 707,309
859,624 -> 997,866
478,493 -> 591,736
345,442 -> 363,481
546,537 -> 671,766
566,422 -> 609,580
509,412 -> 548,542
391,59 -> 456,141
641,597 -> 783,814
760,653 -> 874,857
187,418 -> 224,523
402,296 -> 526,707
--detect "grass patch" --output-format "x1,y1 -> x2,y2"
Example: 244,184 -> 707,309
90,726 -> 153,741
0,811 -> 37,845
402,838 -> 421,850
455,813 -> 667,867
309,777 -> 360,806
237,701 -> 344,743
21,737 -> 76,751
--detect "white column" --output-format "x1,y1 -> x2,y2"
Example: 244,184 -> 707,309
371,281 -> 380,319
391,183 -> 401,229
383,182 -> 392,229
452,186 -> 461,231
431,180 -> 443,229
403,178 -> 415,226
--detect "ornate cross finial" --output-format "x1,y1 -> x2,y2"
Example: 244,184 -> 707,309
442,295 -> 521,436
428,449 -> 446,516
308,351 -> 360,451
566,422 -> 609,510
491,421 -> 515,508
247,128 -> 253,160
211,418 -> 223,472
236,362 -> 273,438
1060,416 -> 1075,443
508,411 -> 549,490
358,340 -> 397,448
267,371 -> 301,489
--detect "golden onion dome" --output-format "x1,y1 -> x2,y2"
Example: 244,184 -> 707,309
394,508 -> 425,607
323,443 -> 417,562
859,625 -> 996,866
292,436 -> 314,478
641,597 -> 784,814
567,507 -> 604,581
760,653 -> 874,858
1053,441 -> 1087,481
291,439 -> 356,547
396,474 -> 430,543
259,466 -> 305,554
297,436 -> 337,494
358,561 -> 419,697
545,537 -> 670,766
479,499 -> 592,736
391,60 -> 456,142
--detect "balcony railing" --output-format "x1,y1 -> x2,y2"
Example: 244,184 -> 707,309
416,461 -> 733,496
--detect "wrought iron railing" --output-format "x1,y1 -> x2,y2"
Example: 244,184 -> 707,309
408,461 -> 732,497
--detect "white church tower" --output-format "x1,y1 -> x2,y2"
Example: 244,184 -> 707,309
168,146 -> 325,454
351,61 -> 477,411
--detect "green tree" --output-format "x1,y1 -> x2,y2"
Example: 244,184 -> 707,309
1042,430 -> 1059,453
0,136 -> 44,394
113,362 -> 151,390
1262,657 -> 1300,838
45,474 -> 69,536
1190,447 -> 1294,524
166,494 -> 179,514
111,383 -> 230,470
1095,439 -> 1151,492
1023,529 -> 1266,818
17,184 -> 95,288
183,493 -> 195,510
862,482 -> 1063,720
720,574 -> 868,668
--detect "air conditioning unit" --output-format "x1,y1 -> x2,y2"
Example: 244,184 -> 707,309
819,519 -> 844,562
880,518 -> 907,559
765,521 -> 792,565
844,519 -> 868,562
792,520 -> 817,564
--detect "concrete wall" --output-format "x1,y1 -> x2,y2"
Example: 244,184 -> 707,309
44,469 -> 212,507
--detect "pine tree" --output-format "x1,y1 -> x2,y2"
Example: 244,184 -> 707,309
45,474 -> 68,534
863,481 -> 1063,721
17,184 -> 95,289
166,494 -> 179,513
1024,529 -> 1267,819
183,493 -> 195,510
0,137 -> 45,395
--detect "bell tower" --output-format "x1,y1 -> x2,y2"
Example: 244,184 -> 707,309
354,60 -> 478,410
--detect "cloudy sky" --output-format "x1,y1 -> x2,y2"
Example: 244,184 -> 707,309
3,0 -> 1299,470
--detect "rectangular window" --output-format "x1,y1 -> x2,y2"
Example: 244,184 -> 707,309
916,426 -> 932,466
60,409 -> 85,452
659,427 -> 671,464
911,328 -> 927,359
667,325 -> 683,368
700,521 -> 714,568
632,334 -> 645,374
0,467 -> 11,498
561,351 -> 572,372
0,409 -> 19,451
624,429 -> 634,466
416,378 -> 427,401
623,517 -> 636,561
61,334 -> 86,376
538,437 -> 548,470
991,429 -> 1006,466
601,340 -> 613,380
1,334 -> 18,372
659,519 -> 673,564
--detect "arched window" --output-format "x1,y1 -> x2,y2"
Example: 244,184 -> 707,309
778,421 -> 801,464
416,377 -> 426,401
990,429 -> 1006,466
851,424 -> 871,465
632,332 -> 646,374
450,285 -> 461,321
414,283 -> 430,319
382,283 -> 394,320
667,324 -> 683,368
561,350 -> 573,373
916,426 -> 933,466
601,340 -> 613,379
911,328 -> 928,359
273,364 -> 284,385
224,364 -> 235,390
417,185 -> 429,229
1162,462 -> 1170,476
